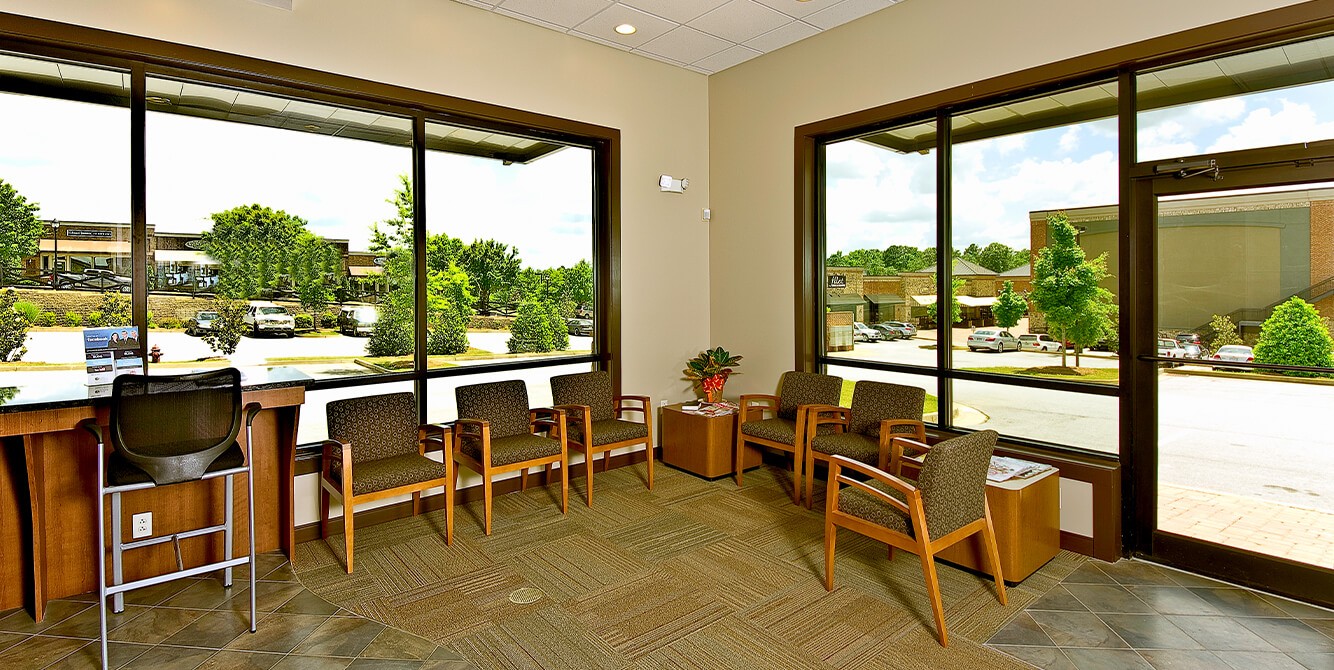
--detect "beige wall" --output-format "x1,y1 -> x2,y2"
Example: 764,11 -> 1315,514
0,0 -> 713,406
707,0 -> 1302,396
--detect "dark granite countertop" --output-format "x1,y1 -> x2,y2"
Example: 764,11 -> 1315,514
0,366 -> 313,414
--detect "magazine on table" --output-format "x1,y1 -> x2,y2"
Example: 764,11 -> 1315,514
680,400 -> 739,417
987,456 -> 1053,482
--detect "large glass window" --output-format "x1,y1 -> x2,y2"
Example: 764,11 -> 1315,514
422,122 -> 594,369
0,53 -> 131,386
145,77 -> 414,380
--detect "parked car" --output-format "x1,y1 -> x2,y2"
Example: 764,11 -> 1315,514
852,322 -> 883,342
244,302 -> 295,337
1018,333 -> 1063,352
52,268 -> 132,293
1174,332 -> 1202,346
1181,342 -> 1203,359
337,305 -> 379,336
1157,338 -> 1187,364
1211,344 -> 1255,370
185,310 -> 219,336
883,321 -> 917,337
967,328 -> 1019,352
872,322 -> 905,340
566,318 -> 593,336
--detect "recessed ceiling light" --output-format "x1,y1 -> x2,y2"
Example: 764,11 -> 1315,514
145,96 -> 172,105
614,24 -> 637,35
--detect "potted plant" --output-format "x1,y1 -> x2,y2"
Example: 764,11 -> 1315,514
683,346 -> 742,403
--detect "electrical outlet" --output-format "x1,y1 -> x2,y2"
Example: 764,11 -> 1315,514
132,512 -> 152,539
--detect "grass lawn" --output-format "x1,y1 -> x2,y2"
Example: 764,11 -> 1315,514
839,379 -> 939,414
961,365 -> 1118,384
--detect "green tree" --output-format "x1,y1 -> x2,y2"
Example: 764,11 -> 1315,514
426,232 -> 465,273
547,302 -> 569,351
425,261 -> 473,356
882,245 -> 931,274
1067,288 -> 1115,366
291,235 -> 339,323
1208,314 -> 1244,351
1254,297 -> 1334,376
367,176 -> 416,357
201,298 -> 247,356
0,289 -> 30,362
1030,212 -> 1109,367
0,179 -> 43,286
566,259 -> 593,310
202,204 -> 315,300
507,301 -> 555,353
843,249 -> 887,276
926,275 -> 963,327
426,307 -> 469,355
461,239 -> 521,314
964,242 -> 1030,274
993,280 -> 1027,329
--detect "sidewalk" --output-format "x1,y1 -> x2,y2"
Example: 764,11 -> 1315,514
1159,482 -> 1334,569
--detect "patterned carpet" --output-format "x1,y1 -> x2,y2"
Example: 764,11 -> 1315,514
292,462 -> 1086,669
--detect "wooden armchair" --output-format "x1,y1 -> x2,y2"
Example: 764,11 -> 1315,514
734,370 -> 842,504
320,392 -> 453,573
454,380 -> 568,534
550,370 -> 653,506
823,429 -> 1006,647
802,380 -> 926,508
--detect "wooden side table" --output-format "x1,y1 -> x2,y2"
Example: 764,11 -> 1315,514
933,467 -> 1061,583
659,403 -> 761,479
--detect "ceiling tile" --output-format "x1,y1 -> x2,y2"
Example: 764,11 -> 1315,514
688,0 -> 789,44
692,44 -> 763,71
619,0 -> 729,24
804,0 -> 897,30
743,20 -> 819,53
494,6 -> 571,32
752,0 -> 845,19
569,31 -> 634,51
637,26 -> 731,64
495,0 -> 613,28
574,4 -> 677,48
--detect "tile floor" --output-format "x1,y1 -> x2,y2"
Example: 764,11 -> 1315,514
0,552 -> 476,669
986,558 -> 1334,670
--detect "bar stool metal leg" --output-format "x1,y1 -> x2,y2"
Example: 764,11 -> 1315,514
245,423 -> 257,632
96,441 -> 109,670
110,491 -> 124,613
223,474 -> 234,588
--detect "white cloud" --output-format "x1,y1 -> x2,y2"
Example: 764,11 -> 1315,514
1207,99 -> 1334,154
1058,126 -> 1081,153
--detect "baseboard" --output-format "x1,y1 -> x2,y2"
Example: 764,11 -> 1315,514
1061,530 -> 1095,557
294,446 -> 658,544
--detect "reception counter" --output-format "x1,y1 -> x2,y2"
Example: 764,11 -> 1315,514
0,367 -> 310,621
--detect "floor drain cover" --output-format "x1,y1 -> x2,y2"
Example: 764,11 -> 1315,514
508,587 -> 543,604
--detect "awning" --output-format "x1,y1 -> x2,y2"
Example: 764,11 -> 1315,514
909,295 -> 937,306
826,294 -> 866,307
865,293 -> 904,306
39,240 -> 130,253
958,295 -> 998,307
348,266 -> 383,277
153,250 -> 215,264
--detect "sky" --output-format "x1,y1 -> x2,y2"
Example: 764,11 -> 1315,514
824,78 -> 1334,258
0,91 -> 593,270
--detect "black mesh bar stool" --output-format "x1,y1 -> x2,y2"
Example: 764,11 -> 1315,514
78,368 -> 262,670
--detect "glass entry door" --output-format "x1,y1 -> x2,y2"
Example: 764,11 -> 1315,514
1135,170 -> 1334,605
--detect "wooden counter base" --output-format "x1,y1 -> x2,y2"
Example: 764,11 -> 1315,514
0,385 -> 303,621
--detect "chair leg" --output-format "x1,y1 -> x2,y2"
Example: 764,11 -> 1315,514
584,450 -> 595,507
645,442 -> 654,490
109,492 -> 124,613
545,463 -> 553,483
981,509 -> 1008,606
804,450 -> 816,510
223,474 -> 234,588
601,452 -> 610,472
412,491 -> 421,516
792,446 -> 803,505
734,437 -> 745,488
319,481 -> 330,539
919,550 -> 949,647
561,454 -> 569,515
445,464 -> 455,546
341,475 -> 355,573
483,476 -> 494,535
520,468 -> 529,492
823,522 -> 837,591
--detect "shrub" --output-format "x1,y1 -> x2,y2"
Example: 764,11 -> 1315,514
367,306 -> 413,357
294,313 -> 314,330
158,317 -> 182,329
1208,314 -> 1244,351
201,298 -> 248,356
427,307 -> 469,355
98,292 -> 131,327
1254,297 -> 1334,376
64,311 -> 83,327
319,312 -> 337,329
86,311 -> 105,328
547,303 -> 569,351
147,310 -> 156,329
0,289 -> 29,362
506,301 -> 555,353
34,311 -> 57,327
13,300 -> 39,324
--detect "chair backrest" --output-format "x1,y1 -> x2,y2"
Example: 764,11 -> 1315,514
111,368 -> 242,486
456,380 -> 532,438
326,392 -> 419,464
550,371 -> 614,422
776,371 -> 843,421
918,430 -> 998,538
848,381 -> 925,437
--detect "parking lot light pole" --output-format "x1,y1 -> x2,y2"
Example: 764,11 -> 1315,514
51,219 -> 60,276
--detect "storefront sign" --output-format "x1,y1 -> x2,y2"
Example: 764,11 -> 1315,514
184,239 -> 206,250
66,228 -> 115,240
828,274 -> 847,289
83,326 -> 142,386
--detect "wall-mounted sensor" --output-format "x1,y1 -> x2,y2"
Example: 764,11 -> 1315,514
659,175 -> 687,193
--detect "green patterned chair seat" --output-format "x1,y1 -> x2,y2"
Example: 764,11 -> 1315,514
837,476 -> 916,536
809,432 -> 879,465
331,453 -> 449,497
740,418 -> 837,445
461,433 -> 561,467
570,418 -> 649,447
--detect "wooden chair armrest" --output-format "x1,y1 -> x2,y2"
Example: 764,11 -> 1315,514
615,395 -> 650,417
878,421 -> 927,471
315,439 -> 350,478
553,404 -> 589,421
828,455 -> 917,517
529,407 -> 566,421
453,418 -> 489,436
418,423 -> 452,454
530,407 -> 567,440
738,394 -> 779,422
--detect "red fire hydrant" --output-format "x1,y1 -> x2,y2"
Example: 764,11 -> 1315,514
148,344 -> 163,364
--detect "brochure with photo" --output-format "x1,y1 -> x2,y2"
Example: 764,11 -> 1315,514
83,326 -> 143,386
